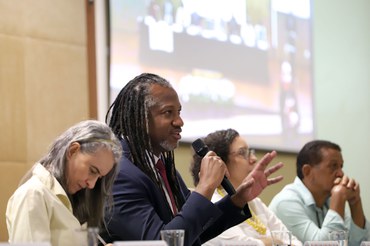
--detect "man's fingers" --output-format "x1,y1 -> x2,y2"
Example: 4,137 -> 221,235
243,178 -> 255,189
255,150 -> 277,170
333,177 -> 341,185
267,176 -> 284,185
264,162 -> 284,177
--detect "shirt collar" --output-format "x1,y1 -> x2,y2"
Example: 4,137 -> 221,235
294,176 -> 316,207
294,176 -> 330,209
33,163 -> 73,211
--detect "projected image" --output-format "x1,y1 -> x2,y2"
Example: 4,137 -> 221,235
109,0 -> 313,152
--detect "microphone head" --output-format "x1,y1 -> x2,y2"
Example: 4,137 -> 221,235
192,138 -> 209,157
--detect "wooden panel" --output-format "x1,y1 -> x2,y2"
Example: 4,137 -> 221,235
24,0 -> 86,44
0,161 -> 30,241
0,36 -> 27,161
85,0 -> 98,119
0,0 -> 27,35
24,39 -> 89,160
0,0 -> 89,242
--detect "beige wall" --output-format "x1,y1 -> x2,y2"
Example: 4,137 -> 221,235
0,0 -> 89,241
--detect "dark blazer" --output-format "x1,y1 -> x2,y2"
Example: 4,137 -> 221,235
101,139 -> 251,246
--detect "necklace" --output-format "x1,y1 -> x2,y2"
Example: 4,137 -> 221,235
216,187 -> 267,235
245,210 -> 267,235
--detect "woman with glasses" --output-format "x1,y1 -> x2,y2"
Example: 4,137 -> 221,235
6,120 -> 122,245
190,128 -> 302,246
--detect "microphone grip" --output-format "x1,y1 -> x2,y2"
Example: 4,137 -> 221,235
221,177 -> 236,195
192,138 -> 251,217
192,138 -> 236,195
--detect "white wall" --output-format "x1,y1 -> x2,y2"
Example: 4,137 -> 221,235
314,0 -> 370,218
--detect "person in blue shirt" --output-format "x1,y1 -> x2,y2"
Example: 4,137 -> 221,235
269,140 -> 370,245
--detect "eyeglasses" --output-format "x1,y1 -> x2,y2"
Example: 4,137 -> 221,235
229,148 -> 255,160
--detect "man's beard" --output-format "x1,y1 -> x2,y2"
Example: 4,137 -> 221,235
160,139 -> 179,152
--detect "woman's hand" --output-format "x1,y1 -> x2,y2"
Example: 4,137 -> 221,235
231,151 -> 284,207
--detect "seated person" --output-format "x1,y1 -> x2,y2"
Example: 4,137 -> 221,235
101,73 -> 285,246
6,120 -> 122,245
190,128 -> 302,246
269,140 -> 370,245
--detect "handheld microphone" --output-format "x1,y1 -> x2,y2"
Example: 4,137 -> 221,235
192,138 -> 236,196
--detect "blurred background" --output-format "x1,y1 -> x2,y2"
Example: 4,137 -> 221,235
0,0 -> 369,242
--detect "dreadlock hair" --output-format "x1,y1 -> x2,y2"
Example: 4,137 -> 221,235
106,73 -> 185,214
190,129 -> 239,186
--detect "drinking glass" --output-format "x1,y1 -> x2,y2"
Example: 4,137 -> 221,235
160,229 -> 185,246
74,227 -> 99,246
329,230 -> 348,246
303,241 -> 339,246
270,230 -> 292,246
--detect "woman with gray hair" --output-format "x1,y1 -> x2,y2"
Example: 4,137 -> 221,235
6,120 -> 122,245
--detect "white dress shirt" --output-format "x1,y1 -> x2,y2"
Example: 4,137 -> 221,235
203,188 -> 302,246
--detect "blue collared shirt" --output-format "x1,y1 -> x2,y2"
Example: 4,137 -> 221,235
268,177 -> 370,245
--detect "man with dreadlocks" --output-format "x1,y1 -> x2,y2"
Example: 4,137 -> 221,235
101,73 -> 284,246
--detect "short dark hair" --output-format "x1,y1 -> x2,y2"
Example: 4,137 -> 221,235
190,128 -> 239,186
296,140 -> 341,179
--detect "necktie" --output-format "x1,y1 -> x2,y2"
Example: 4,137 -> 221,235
155,159 -> 177,214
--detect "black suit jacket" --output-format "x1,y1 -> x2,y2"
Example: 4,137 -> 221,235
102,139 -> 251,246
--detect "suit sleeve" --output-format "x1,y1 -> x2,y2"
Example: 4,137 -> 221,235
103,160 -> 250,246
